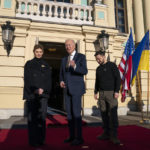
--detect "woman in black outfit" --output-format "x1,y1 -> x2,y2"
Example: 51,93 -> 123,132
23,44 -> 52,147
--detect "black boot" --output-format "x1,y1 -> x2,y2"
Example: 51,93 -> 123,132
71,118 -> 84,146
99,110 -> 110,140
64,119 -> 75,143
110,129 -> 120,144
109,107 -> 120,144
97,130 -> 110,140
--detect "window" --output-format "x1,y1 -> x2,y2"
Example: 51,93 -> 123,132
115,0 -> 128,33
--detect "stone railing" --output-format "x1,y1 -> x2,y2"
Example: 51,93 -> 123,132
16,0 -> 93,25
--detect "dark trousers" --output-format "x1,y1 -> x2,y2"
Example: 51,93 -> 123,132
99,91 -> 119,137
27,97 -> 48,145
65,91 -> 83,140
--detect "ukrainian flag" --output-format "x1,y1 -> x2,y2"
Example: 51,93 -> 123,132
131,31 -> 149,85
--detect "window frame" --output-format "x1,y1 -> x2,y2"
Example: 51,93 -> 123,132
115,0 -> 128,33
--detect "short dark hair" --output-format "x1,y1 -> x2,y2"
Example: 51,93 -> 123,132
33,44 -> 44,52
94,50 -> 105,57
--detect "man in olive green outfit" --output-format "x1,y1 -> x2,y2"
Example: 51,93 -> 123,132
94,51 -> 121,145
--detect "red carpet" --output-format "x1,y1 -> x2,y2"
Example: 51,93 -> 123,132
46,115 -> 68,126
0,125 -> 150,150
46,115 -> 86,126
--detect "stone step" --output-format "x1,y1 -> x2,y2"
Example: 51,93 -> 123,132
127,111 -> 150,118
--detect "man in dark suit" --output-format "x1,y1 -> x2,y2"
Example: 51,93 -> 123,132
60,39 -> 88,146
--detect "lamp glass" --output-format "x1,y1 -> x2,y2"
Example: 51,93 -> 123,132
2,29 -> 14,43
99,37 -> 109,50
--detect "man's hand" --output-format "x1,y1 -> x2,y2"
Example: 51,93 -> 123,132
69,60 -> 76,68
38,88 -> 44,95
94,94 -> 98,100
114,92 -> 119,99
60,81 -> 66,88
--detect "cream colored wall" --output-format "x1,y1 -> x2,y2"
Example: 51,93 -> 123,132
0,17 -> 134,117
1,0 -> 149,118
0,19 -> 30,113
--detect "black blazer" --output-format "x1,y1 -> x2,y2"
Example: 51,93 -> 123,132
23,58 -> 52,100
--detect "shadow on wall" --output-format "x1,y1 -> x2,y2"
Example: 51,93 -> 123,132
127,90 -> 144,112
127,96 -> 138,111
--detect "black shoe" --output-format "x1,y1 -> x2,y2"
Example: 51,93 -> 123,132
71,139 -> 84,146
38,141 -> 45,146
110,137 -> 120,144
97,132 -> 109,140
64,137 -> 74,143
29,143 -> 40,147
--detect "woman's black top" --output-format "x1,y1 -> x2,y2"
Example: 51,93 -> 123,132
23,57 -> 52,100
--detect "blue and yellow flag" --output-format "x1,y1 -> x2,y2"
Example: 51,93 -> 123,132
131,31 -> 149,85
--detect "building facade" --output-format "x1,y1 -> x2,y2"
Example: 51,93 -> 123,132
0,0 -> 150,119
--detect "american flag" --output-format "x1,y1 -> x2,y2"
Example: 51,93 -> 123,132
118,28 -> 134,102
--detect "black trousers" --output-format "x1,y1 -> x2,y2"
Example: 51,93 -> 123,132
27,97 -> 48,145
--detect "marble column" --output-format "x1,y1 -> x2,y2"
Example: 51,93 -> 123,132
103,0 -> 115,28
143,0 -> 150,32
133,0 -> 145,42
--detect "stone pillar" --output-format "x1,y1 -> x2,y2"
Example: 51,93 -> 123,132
0,0 -> 16,17
133,0 -> 145,42
93,3 -> 108,26
126,0 -> 134,33
143,0 -> 150,32
103,0 -> 115,28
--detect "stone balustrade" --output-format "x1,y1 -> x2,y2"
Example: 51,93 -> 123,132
16,0 -> 93,25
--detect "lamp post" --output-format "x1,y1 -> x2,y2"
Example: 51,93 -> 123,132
97,30 -> 110,61
1,21 -> 15,56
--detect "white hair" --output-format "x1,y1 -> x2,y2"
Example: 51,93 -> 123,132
65,39 -> 75,45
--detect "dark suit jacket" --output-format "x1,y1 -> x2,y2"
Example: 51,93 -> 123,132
60,52 -> 88,96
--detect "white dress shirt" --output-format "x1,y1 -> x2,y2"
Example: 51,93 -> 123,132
69,50 -> 76,69
70,50 -> 76,60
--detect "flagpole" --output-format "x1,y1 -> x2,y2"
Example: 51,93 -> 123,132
137,70 -> 144,121
145,50 -> 150,124
147,70 -> 149,118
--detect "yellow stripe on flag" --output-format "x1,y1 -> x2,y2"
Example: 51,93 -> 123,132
131,76 -> 136,86
138,50 -> 149,71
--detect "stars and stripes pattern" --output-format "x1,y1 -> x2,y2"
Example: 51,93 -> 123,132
118,28 -> 134,102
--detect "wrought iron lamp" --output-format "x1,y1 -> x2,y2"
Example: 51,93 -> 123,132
98,30 -> 110,61
1,21 -> 15,56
